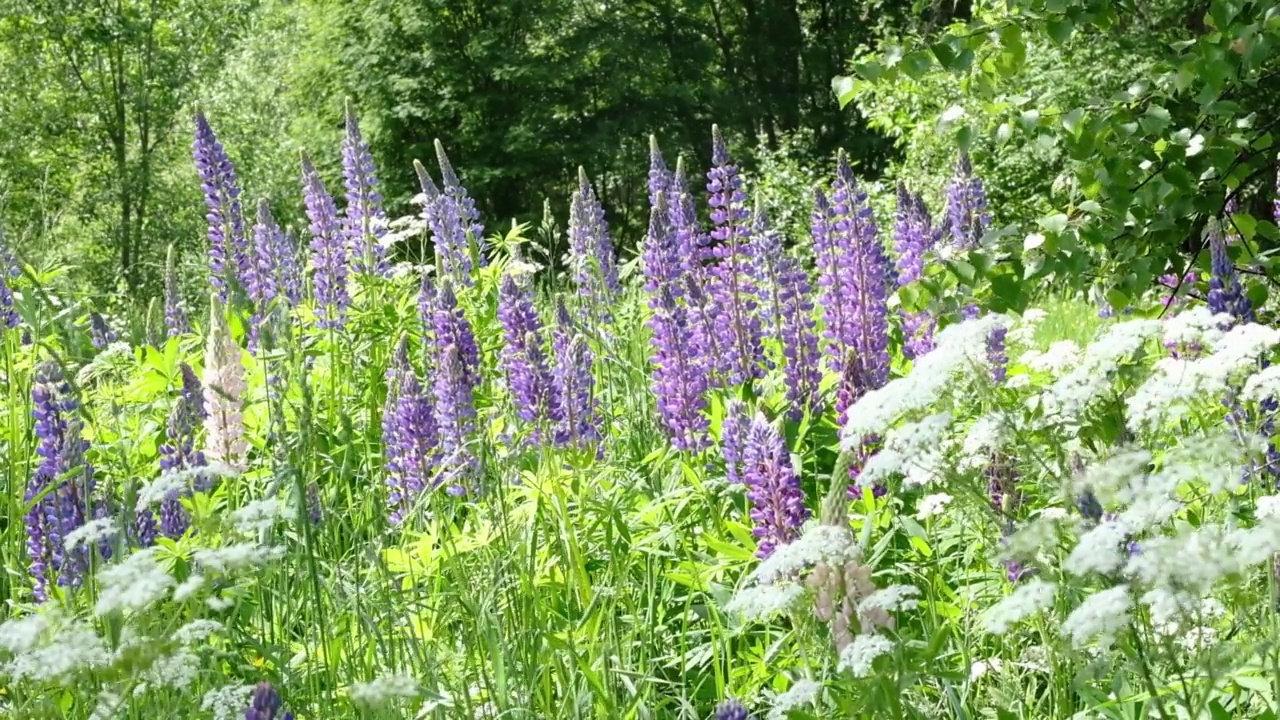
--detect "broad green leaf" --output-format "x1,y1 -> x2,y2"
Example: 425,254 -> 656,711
1047,17 -> 1074,43
1038,213 -> 1070,234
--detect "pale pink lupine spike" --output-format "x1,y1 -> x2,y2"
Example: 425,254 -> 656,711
202,294 -> 248,472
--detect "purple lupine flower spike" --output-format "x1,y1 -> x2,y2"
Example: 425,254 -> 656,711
158,363 -> 207,539
245,682 -> 294,720
246,200 -> 283,350
648,135 -> 671,208
0,226 -> 20,329
749,202 -> 786,338
893,183 -> 937,360
25,361 -> 94,600
946,152 -> 990,251
813,187 -> 849,373
777,251 -> 822,421
715,699 -> 752,720
1274,168 -> 1280,228
341,102 -> 390,277
742,412 -> 809,559
670,156 -> 706,274
192,112 -> 248,300
498,274 -> 554,429
384,336 -> 439,524
433,342 -> 477,495
641,183 -> 683,293
415,157 -> 471,285
1207,223 -> 1254,324
568,167 -> 620,313
648,284 -> 710,451
89,312 -> 117,349
721,398 -> 750,484
301,154 -> 350,330
551,300 -> 601,449
706,125 -> 766,387
830,151 -> 892,415
432,280 -> 480,386
987,325 -> 1008,384
164,245 -> 188,338
685,275 -> 727,387
274,229 -> 304,309
434,139 -> 485,267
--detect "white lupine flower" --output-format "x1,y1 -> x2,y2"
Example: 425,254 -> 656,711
231,497 -> 296,535
95,548 -> 176,616
749,525 -> 859,586
981,579 -> 1056,634
173,619 -> 224,645
916,493 -> 953,520
1063,585 -> 1132,648
193,543 -> 285,573
725,583 -> 804,621
350,674 -> 421,706
838,634 -> 894,677
766,679 -> 822,720
858,585 -> 920,614
203,297 -> 248,472
1258,495 -> 1280,518
201,685 -> 255,720
843,315 -> 1006,442
1064,520 -> 1132,577
65,517 -> 118,553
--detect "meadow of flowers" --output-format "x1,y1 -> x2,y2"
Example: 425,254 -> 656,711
3,105 -> 1280,720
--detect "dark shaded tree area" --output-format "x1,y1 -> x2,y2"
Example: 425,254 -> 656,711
315,0 -> 950,243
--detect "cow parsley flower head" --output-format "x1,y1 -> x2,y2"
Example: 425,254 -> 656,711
350,673 -> 421,707
981,579 -> 1057,634
1063,585 -> 1132,648
837,633 -> 894,677
202,684 -> 256,720
766,679 -> 821,720
95,548 -> 176,616
916,493 -> 953,520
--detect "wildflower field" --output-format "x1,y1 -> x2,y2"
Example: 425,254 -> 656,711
5,99 -> 1280,720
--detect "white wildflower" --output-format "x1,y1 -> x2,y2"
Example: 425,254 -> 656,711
193,543 -> 285,573
916,493 -> 953,520
981,579 -> 1056,634
174,574 -> 206,601
1125,525 -> 1234,595
1244,364 -> 1280,405
859,585 -> 921,614
838,634 -> 894,677
968,658 -> 1004,682
857,412 -> 952,487
725,583 -> 804,621
1022,341 -> 1082,374
1259,495 -> 1280,519
0,610 -> 56,654
88,691 -> 123,720
1161,306 -> 1227,350
1064,520 -> 1131,577
1063,585 -> 1132,648
143,648 -> 200,690
231,497 -> 296,535
749,525 -> 859,586
137,462 -> 239,511
173,619 -> 223,645
1228,517 -> 1280,567
1006,373 -> 1033,389
842,315 -> 1006,441
1007,308 -> 1047,346
65,517 -> 118,553
206,595 -> 235,611
766,679 -> 822,720
1016,645 -> 1050,673
960,414 -> 1007,469
95,548 -> 176,616
350,674 -> 421,706
6,620 -> 111,682
903,448 -> 948,488
1040,319 -> 1162,422
1073,449 -> 1152,506
1038,507 -> 1070,521
201,684 -> 255,720
1177,626 -> 1217,653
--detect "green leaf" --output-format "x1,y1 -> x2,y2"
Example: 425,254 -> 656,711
1038,213 -> 1070,234
1247,282 -> 1268,312
1062,107 -> 1085,134
1047,17 -> 1074,43
902,50 -> 933,79
1023,232 -> 1046,251
832,75 -> 856,109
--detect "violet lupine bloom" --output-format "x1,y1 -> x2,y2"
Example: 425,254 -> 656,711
247,200 -> 283,350
648,134 -> 671,207
551,301 -> 601,448
684,274 -> 727,386
777,250 -> 822,421
301,154 -> 350,330
670,156 -> 707,275
433,342 -> 477,496
742,413 -> 810,559
721,398 -> 750,484
164,245 -> 188,337
893,183 -> 938,360
435,140 -> 485,265
945,152 -> 990,251
89,312 -> 117,349
1207,224 -> 1254,323
641,186 -> 684,294
568,167 -> 621,308
497,274 -> 554,428
245,682 -> 294,720
706,125 -> 766,386
1157,270 -> 1198,313
0,227 -> 19,329
274,229 -> 305,309
432,281 -> 481,388
384,337 -> 439,524
749,204 -> 787,338
341,104 -> 390,277
158,363 -> 207,539
26,362 -> 94,601
714,699 -> 751,720
193,112 -> 248,301
987,325 -> 1008,384
648,284 -> 710,451
414,158 -> 471,286
825,152 -> 892,419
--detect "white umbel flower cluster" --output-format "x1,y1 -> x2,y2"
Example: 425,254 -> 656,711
766,679 -> 822,720
201,684 -> 255,720
856,412 -> 952,488
95,548 -> 176,616
981,579 -> 1057,634
350,673 -> 421,706
1062,585 -> 1132,648
1038,318 -> 1162,423
231,497 -> 297,535
837,634 -> 894,677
